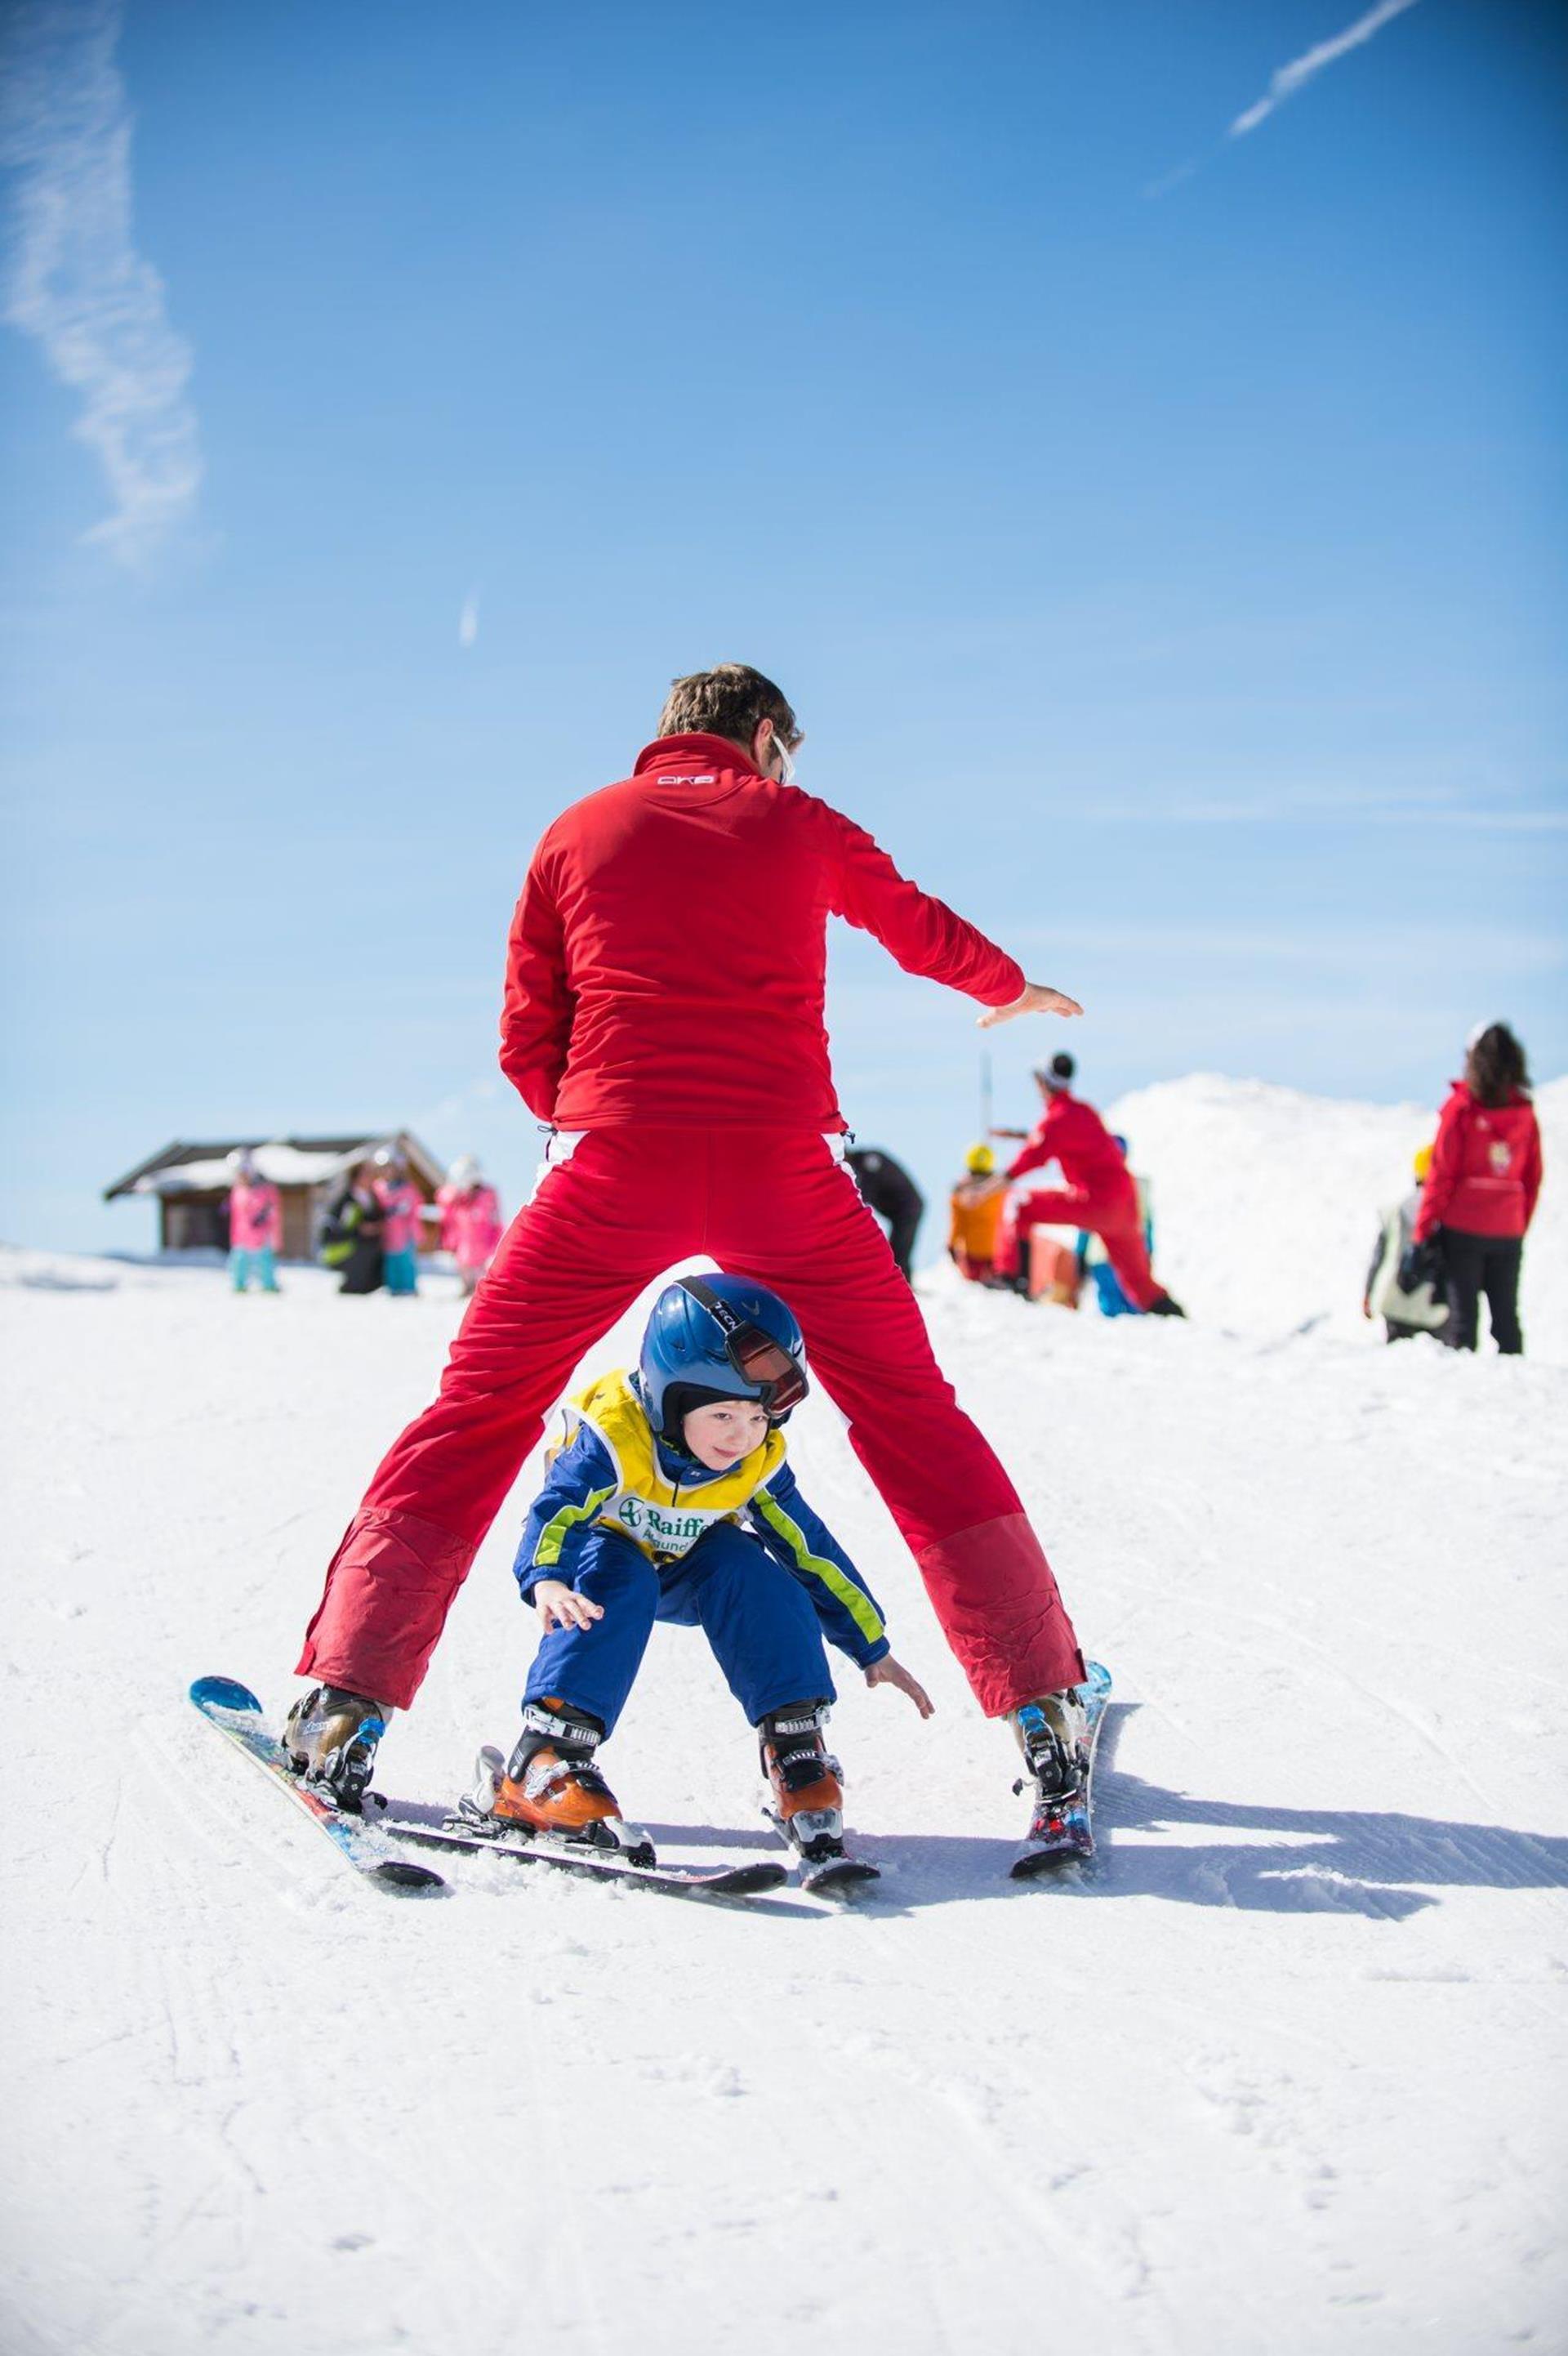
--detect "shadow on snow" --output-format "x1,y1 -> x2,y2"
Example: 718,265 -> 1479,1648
382,1707 -> 1568,1921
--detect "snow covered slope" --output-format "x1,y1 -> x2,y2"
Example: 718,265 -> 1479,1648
3,1107 -> 1566,2354
1103,1072 -> 1568,1355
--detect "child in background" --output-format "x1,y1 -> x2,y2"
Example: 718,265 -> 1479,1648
437,1155 -> 504,1296
226,1149 -> 282,1293
457,1273 -> 933,1871
1363,1144 -> 1450,1345
372,1146 -> 422,1296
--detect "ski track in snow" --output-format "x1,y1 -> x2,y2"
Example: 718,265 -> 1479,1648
3,1079 -> 1566,2354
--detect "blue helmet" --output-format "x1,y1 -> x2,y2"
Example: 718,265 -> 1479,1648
639,1274 -> 808,1439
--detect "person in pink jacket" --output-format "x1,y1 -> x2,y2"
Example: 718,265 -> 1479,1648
1409,1024 -> 1543,1355
227,1150 -> 282,1293
437,1156 -> 504,1295
372,1146 -> 423,1297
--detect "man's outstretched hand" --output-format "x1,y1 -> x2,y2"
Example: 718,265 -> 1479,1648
978,981 -> 1084,1029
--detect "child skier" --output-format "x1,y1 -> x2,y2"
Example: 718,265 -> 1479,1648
226,1149 -> 282,1293
456,1272 -> 935,1869
1362,1143 -> 1450,1344
436,1154 -> 504,1296
372,1145 -> 423,1296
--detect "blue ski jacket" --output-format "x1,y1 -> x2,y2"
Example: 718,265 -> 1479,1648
513,1372 -> 890,1671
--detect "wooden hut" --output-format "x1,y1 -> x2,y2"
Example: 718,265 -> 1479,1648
103,1132 -> 448,1260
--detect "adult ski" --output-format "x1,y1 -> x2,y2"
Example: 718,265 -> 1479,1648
188,1676 -> 447,1895
1009,1659 -> 1113,1879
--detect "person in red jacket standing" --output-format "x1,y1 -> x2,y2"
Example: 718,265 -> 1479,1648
283,664 -> 1095,1827
1409,1024 -> 1543,1355
991,1055 -> 1184,1317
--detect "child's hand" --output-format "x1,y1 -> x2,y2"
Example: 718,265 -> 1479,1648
533,1579 -> 604,1633
865,1654 -> 935,1718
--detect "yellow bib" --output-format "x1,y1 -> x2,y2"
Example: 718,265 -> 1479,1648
559,1368 -> 787,1564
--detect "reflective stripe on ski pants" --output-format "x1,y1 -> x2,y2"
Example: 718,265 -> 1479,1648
296,1127 -> 1085,1718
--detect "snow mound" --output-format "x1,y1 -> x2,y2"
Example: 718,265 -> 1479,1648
1104,1073 -> 1567,1358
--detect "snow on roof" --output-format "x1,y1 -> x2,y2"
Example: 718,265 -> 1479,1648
132,1144 -> 359,1194
107,1130 -> 448,1199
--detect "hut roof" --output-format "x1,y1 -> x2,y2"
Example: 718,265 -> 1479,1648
104,1131 -> 448,1202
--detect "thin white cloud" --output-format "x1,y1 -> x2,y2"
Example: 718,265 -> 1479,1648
1229,0 -> 1423,139
459,587 -> 481,649
1142,160 -> 1199,202
0,0 -> 202,567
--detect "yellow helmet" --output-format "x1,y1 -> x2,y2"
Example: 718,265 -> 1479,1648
1413,1142 -> 1435,1182
965,1142 -> 996,1176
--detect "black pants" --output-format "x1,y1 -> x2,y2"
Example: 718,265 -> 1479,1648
885,1207 -> 922,1280
1440,1228 -> 1523,1355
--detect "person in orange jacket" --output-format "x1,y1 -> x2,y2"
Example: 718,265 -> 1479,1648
947,1142 -> 1011,1283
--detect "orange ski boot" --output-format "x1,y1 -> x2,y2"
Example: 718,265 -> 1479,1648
760,1700 -> 845,1863
459,1699 -> 653,1863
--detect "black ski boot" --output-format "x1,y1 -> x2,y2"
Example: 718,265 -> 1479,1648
279,1684 -> 390,1813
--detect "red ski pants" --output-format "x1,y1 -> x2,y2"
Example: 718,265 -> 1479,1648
996,1177 -> 1160,1311
297,1127 -> 1084,1718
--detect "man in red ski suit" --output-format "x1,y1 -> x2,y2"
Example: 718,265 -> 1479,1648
292,664 -> 1088,1774
993,1055 -> 1183,1317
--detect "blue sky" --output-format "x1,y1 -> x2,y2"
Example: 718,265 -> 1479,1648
2,0 -> 1564,1256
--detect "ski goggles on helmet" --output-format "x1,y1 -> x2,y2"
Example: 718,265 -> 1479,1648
680,1276 -> 808,1417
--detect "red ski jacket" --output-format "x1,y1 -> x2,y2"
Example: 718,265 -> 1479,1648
1005,1090 -> 1132,1201
1414,1083 -> 1543,1243
499,734 -> 1027,1128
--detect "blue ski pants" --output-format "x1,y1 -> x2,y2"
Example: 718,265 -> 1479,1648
229,1247 -> 278,1292
523,1521 -> 835,1738
383,1247 -> 420,1296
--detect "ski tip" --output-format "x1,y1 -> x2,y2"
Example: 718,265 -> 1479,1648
1081,1661 -> 1112,1701
1009,1839 -> 1093,1881
189,1675 -> 263,1716
702,1862 -> 791,1895
372,1858 -> 449,1896
803,1861 -> 881,1899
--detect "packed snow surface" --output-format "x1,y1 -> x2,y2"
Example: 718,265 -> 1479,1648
3,1076 -> 1566,2356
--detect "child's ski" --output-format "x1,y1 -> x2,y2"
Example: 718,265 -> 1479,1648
763,1807 -> 881,1898
188,1676 -> 447,1896
377,1811 -> 789,1900
1009,1660 -> 1113,1879
798,1853 -> 880,1898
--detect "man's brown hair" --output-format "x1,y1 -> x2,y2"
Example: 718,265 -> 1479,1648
657,663 -> 803,752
